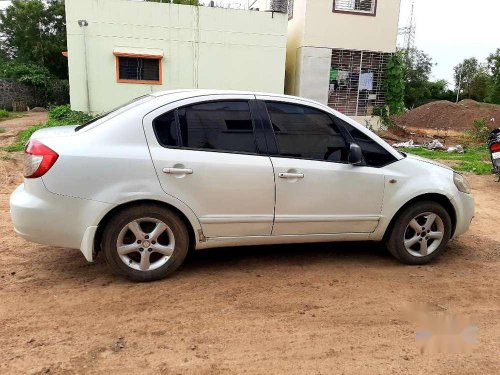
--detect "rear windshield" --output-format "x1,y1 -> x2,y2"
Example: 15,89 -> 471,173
75,95 -> 154,131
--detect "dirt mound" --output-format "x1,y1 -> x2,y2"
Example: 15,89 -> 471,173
393,100 -> 500,131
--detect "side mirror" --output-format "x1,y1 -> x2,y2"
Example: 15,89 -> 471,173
348,143 -> 364,166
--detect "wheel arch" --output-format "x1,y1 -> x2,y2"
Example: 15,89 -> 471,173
383,193 -> 457,242
93,199 -> 199,258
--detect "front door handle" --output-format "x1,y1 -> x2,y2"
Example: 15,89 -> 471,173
278,172 -> 304,179
163,167 -> 193,175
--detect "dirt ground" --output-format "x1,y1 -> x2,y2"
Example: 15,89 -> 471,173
0,114 -> 499,374
393,100 -> 499,132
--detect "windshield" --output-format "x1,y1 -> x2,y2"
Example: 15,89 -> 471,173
75,95 -> 154,131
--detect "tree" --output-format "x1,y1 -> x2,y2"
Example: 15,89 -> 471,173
427,79 -> 455,102
0,0 -> 67,78
402,48 -> 433,108
486,48 -> 500,104
469,71 -> 491,102
453,58 -> 482,99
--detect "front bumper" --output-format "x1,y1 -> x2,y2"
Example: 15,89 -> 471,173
451,191 -> 475,238
10,179 -> 112,261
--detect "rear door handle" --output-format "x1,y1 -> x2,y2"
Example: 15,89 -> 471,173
278,172 -> 304,179
163,168 -> 193,175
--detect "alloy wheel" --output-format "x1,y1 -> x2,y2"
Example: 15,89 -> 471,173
116,218 -> 175,271
403,212 -> 444,257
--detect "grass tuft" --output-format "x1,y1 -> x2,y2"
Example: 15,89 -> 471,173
401,145 -> 492,175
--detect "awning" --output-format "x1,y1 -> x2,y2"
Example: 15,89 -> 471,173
113,47 -> 164,59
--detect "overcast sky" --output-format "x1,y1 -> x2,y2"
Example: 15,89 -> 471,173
398,0 -> 499,85
2,0 -> 499,86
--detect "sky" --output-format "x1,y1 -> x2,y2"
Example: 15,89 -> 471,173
2,0 -> 499,86
398,0 -> 500,86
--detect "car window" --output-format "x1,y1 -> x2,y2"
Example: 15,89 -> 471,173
177,101 -> 258,154
342,122 -> 397,167
265,102 -> 348,163
153,110 -> 180,147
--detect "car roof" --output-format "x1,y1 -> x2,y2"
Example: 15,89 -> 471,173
150,89 -> 324,108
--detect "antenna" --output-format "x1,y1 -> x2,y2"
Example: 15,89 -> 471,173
398,1 -> 416,52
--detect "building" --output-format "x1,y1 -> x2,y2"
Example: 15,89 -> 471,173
283,0 -> 401,120
65,0 -> 288,113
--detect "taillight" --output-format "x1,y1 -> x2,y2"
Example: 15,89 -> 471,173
490,143 -> 500,153
24,140 -> 59,178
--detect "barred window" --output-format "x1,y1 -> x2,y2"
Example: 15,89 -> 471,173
288,0 -> 294,19
333,0 -> 377,15
115,54 -> 162,84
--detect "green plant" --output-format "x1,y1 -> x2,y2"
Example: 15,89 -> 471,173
0,110 -> 10,119
3,105 -> 94,152
0,128 -> 6,133
1,155 -> 11,161
48,104 -> 93,124
383,52 -> 406,115
465,119 -> 490,142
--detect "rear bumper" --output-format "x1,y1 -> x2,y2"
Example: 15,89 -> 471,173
451,191 -> 475,238
10,179 -> 112,261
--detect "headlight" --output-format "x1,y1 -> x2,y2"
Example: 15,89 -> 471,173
453,172 -> 471,194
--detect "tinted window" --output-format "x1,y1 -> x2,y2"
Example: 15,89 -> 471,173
153,111 -> 180,147
343,123 -> 396,167
177,101 -> 257,154
266,102 -> 348,162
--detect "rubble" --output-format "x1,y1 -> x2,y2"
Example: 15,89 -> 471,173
446,145 -> 464,153
393,140 -> 419,149
426,139 -> 446,150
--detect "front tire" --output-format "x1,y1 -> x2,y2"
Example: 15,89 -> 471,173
102,204 -> 189,282
387,201 -> 452,265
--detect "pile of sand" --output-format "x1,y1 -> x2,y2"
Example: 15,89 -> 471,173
393,100 -> 499,131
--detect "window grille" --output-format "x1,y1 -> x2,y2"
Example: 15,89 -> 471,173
328,48 -> 391,116
117,56 -> 161,84
288,0 -> 294,19
333,0 -> 377,15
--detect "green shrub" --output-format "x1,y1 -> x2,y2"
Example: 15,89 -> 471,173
465,119 -> 490,143
48,105 -> 94,124
0,109 -> 10,119
3,106 -> 95,152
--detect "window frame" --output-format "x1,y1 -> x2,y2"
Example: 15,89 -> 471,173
152,99 -> 267,156
114,52 -> 163,85
332,0 -> 377,17
261,100 -> 354,165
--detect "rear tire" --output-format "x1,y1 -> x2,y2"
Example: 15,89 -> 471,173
102,204 -> 189,282
386,201 -> 452,265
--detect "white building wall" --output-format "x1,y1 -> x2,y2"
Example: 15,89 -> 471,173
66,0 -> 288,113
286,0 -> 401,105
303,0 -> 401,52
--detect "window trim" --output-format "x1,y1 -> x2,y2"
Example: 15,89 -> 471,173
336,117 -> 398,168
152,100 -> 266,156
332,0 -> 377,17
114,52 -> 163,85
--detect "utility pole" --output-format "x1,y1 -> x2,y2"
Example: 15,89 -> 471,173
78,19 -> 91,113
456,68 -> 463,103
398,1 -> 416,53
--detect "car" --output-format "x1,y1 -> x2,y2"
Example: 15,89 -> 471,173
10,90 -> 475,281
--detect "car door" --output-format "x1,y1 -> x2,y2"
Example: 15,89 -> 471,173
257,96 -> 387,236
143,95 -> 275,238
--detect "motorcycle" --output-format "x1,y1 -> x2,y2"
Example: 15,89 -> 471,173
488,129 -> 500,181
